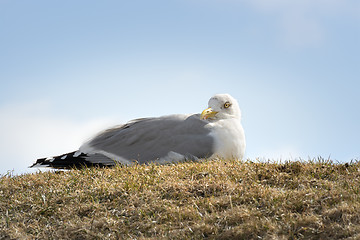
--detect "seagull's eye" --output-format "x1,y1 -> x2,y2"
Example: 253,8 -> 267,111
224,102 -> 231,108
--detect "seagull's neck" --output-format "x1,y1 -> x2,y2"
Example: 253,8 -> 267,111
209,116 -> 240,122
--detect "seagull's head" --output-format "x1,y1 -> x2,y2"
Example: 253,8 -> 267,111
200,94 -> 241,121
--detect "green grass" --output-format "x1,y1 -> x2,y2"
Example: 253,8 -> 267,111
1,158 -> 360,239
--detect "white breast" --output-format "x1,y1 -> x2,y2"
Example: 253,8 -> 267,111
207,119 -> 246,160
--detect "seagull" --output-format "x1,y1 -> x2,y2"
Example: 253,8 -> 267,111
30,94 -> 246,169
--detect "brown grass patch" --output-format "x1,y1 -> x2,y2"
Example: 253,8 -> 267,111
1,159 -> 360,239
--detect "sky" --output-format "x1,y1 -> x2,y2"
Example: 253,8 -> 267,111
1,0 -> 359,175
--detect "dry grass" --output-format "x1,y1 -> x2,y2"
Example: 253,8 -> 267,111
1,158 -> 360,239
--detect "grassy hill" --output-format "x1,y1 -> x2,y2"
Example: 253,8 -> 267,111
1,159 -> 359,239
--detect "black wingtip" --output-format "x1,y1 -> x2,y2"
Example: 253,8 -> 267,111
29,157 -> 47,168
30,151 -> 82,169
31,151 -> 117,169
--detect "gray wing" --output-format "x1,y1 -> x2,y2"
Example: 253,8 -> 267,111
81,114 -> 214,164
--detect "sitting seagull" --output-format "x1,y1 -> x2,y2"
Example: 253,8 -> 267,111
30,93 -> 246,169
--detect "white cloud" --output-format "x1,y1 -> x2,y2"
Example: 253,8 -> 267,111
280,13 -> 323,47
0,101 -> 116,175
243,0 -> 357,47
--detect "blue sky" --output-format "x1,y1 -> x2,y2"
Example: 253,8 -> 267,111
1,0 -> 359,175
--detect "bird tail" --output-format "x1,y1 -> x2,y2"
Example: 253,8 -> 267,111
30,151 -> 116,169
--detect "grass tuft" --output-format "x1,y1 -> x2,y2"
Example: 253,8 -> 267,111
1,159 -> 360,239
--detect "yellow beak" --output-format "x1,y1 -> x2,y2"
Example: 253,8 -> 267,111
200,107 -> 218,120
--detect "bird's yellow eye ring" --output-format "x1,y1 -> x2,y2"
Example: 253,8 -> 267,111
224,102 -> 231,108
